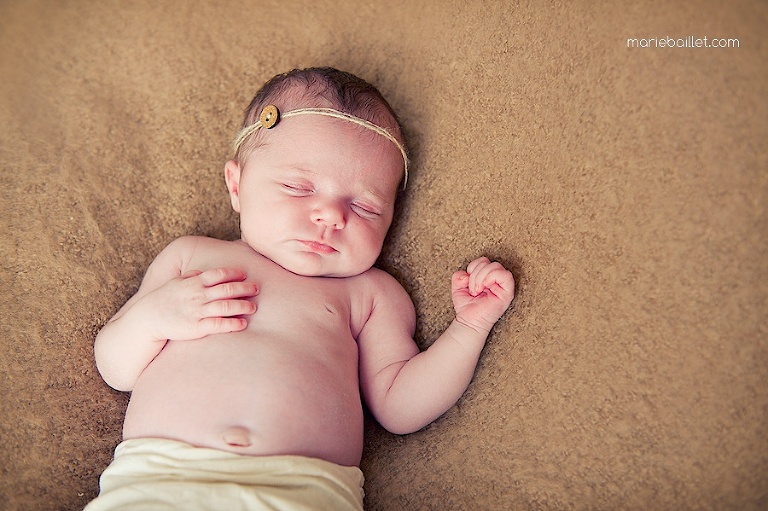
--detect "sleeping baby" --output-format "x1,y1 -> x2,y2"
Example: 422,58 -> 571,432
87,67 -> 515,510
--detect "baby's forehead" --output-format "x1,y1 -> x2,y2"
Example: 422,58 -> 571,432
237,81 -> 408,187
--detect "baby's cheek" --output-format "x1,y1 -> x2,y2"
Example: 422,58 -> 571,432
355,231 -> 385,270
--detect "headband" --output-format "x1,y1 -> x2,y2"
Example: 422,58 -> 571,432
232,105 -> 409,189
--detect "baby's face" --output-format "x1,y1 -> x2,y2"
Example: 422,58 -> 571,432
225,115 -> 404,277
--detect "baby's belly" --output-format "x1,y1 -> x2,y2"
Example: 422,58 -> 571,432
122,330 -> 364,467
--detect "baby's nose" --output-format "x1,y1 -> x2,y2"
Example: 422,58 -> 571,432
311,201 -> 346,229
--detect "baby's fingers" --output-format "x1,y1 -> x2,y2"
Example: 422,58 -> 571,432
197,267 -> 248,287
451,270 -> 470,293
468,259 -> 496,296
204,281 -> 259,301
180,269 -> 203,279
197,316 -> 249,336
466,257 -> 490,275
203,299 -> 257,318
483,266 -> 516,302
469,260 -> 513,298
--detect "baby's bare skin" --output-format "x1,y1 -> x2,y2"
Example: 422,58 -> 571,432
95,108 -> 516,471
123,238 -> 373,466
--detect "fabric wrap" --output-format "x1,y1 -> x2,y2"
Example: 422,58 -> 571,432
83,438 -> 365,511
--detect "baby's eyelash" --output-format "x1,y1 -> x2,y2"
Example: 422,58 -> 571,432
282,183 -> 313,194
351,203 -> 381,218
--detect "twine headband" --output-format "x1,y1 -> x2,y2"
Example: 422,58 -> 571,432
232,105 -> 409,189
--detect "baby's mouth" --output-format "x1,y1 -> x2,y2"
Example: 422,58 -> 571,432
298,240 -> 337,254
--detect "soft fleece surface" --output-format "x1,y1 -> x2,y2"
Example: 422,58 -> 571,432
1,1 -> 766,510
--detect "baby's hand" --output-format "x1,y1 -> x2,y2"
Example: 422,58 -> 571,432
144,268 -> 258,341
451,257 -> 515,334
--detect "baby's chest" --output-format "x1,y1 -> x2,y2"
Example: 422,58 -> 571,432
253,274 -> 352,329
190,246 -> 370,339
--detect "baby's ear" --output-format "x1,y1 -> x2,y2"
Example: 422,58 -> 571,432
224,160 -> 242,213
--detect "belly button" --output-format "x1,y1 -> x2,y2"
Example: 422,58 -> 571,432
222,426 -> 252,447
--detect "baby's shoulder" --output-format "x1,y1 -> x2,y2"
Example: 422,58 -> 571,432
167,235 -> 231,250
158,235 -> 212,254
151,236 -> 244,271
354,266 -> 401,290
347,267 -> 414,337
163,236 -> 246,257
350,267 -> 412,305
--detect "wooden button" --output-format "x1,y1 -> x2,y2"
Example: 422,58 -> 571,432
259,105 -> 280,129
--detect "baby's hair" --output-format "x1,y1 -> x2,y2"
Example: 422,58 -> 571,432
235,67 -> 406,166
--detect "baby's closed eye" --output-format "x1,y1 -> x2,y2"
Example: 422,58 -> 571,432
281,182 -> 315,196
351,202 -> 381,218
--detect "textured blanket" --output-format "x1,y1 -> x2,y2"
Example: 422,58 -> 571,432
1,1 -> 766,509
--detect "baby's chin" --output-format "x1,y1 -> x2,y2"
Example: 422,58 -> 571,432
275,254 -> 375,279
240,238 -> 377,278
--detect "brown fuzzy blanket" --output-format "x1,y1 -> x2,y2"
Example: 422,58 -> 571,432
1,1 -> 766,509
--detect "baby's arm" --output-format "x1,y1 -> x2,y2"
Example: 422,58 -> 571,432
359,258 -> 514,434
94,236 -> 258,391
